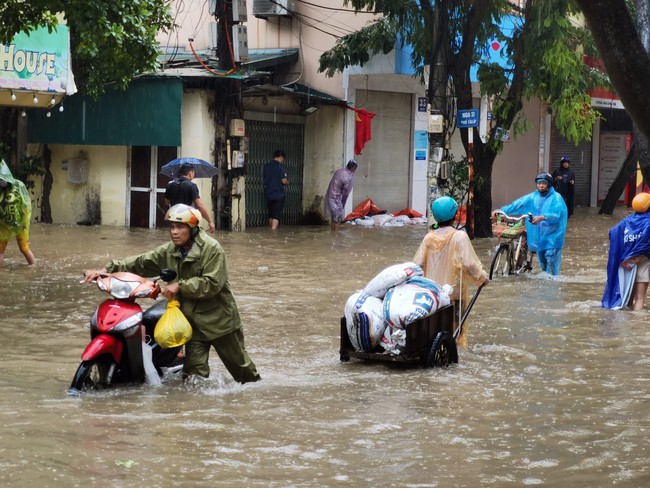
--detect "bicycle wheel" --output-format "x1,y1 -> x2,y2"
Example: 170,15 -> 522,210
516,242 -> 534,274
490,244 -> 512,279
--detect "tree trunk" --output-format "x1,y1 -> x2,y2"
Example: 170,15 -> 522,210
0,108 -> 18,170
636,0 -> 650,185
41,145 -> 53,224
473,139 -> 497,237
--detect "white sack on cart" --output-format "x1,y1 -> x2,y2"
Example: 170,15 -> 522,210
364,262 -> 423,298
382,276 -> 451,328
344,291 -> 388,352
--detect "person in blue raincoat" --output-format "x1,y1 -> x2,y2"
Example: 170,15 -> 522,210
492,172 -> 568,275
602,192 -> 650,310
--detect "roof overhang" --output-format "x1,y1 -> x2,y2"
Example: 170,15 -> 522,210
242,83 -> 347,108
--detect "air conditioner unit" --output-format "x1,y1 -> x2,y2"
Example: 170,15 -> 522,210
252,0 -> 292,19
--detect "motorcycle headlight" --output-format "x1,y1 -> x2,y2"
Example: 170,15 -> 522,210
109,278 -> 139,299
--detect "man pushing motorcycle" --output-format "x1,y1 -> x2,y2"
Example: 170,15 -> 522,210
84,204 -> 261,384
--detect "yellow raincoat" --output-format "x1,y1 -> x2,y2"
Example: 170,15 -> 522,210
0,160 -> 32,243
413,227 -> 487,347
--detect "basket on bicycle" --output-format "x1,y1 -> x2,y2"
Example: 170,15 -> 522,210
492,218 -> 525,238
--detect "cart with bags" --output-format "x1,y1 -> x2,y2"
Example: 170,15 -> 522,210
339,304 -> 458,368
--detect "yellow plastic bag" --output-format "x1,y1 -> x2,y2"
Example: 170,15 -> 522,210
154,299 -> 192,348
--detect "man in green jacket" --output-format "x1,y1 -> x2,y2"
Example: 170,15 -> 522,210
84,204 -> 260,384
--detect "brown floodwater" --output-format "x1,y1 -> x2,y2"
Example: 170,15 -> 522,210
0,207 -> 647,487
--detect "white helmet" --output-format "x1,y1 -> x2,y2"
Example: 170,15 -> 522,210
165,204 -> 202,228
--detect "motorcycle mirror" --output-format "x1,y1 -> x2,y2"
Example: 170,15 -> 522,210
159,268 -> 177,282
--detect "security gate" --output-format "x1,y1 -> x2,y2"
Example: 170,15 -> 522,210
245,119 -> 304,227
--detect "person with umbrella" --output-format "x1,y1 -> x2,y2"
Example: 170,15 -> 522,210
164,162 -> 215,233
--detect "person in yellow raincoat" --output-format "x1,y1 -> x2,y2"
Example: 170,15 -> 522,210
413,196 -> 488,347
0,160 -> 36,268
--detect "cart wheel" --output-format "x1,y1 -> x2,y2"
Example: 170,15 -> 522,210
340,353 -> 350,362
425,332 -> 452,368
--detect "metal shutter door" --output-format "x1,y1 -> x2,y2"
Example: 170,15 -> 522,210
353,90 -> 412,212
246,120 -> 304,227
550,123 -> 592,207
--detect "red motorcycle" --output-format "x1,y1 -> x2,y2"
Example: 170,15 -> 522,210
69,269 -> 183,392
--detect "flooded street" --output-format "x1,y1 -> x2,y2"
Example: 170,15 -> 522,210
1,207 -> 648,487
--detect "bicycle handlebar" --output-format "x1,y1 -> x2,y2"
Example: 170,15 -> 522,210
493,210 -> 533,223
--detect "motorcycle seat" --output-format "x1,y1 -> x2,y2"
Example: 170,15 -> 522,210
142,299 -> 168,333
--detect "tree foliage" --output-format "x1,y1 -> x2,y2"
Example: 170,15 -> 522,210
0,0 -> 173,98
319,0 -> 606,236
576,0 -> 650,188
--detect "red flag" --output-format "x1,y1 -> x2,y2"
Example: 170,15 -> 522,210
348,107 -> 376,155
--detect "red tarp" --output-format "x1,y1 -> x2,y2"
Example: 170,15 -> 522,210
393,208 -> 423,218
343,198 -> 386,222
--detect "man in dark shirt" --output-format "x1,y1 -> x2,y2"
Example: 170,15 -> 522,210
165,162 -> 215,232
262,149 -> 288,230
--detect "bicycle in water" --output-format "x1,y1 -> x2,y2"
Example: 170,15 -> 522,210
489,211 -> 536,279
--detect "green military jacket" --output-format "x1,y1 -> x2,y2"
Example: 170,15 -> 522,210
106,231 -> 241,341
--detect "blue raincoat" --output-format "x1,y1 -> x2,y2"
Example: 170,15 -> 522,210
602,212 -> 650,309
500,187 -> 568,252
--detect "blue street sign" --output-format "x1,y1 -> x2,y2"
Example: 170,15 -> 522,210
458,109 -> 479,128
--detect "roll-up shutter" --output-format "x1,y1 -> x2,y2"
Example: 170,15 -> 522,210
245,119 -> 304,227
352,90 -> 412,212
550,123 -> 592,207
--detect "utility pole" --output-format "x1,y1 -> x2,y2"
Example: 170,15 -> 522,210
215,0 -> 234,70
427,0 -> 449,220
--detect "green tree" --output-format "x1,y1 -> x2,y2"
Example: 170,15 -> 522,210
320,0 -> 604,237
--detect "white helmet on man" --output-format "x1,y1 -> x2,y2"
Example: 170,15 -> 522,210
165,204 -> 202,228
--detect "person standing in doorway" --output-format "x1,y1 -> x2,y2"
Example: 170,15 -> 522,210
551,156 -> 576,218
164,162 -> 215,233
263,149 -> 288,230
0,160 -> 36,268
324,159 -> 357,230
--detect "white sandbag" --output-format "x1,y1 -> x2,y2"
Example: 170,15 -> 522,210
356,216 -> 375,226
392,215 -> 412,224
344,291 -> 388,352
383,219 -> 406,227
363,262 -> 423,298
410,217 -> 428,225
370,214 -> 393,226
382,276 -> 451,328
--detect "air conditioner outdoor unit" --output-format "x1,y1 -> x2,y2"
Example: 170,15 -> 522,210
252,0 -> 292,19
